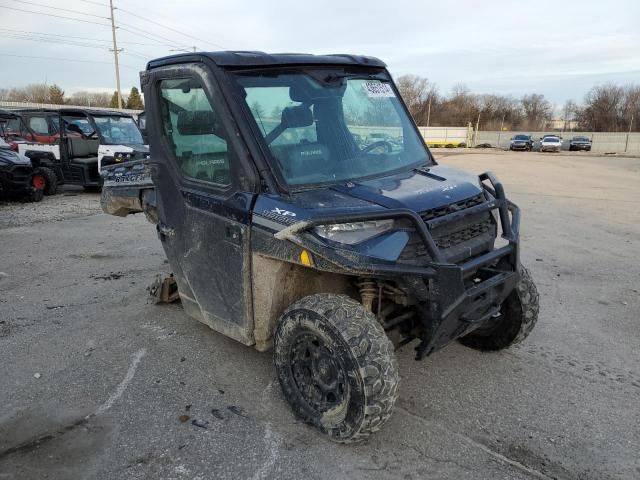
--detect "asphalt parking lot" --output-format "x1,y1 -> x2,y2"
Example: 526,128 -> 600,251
1,150 -> 639,480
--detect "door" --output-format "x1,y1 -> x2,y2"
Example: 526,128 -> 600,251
26,114 -> 57,144
149,65 -> 256,345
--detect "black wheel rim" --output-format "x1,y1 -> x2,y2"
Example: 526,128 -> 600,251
289,332 -> 347,414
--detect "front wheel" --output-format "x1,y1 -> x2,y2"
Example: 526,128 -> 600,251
274,294 -> 399,443
26,171 -> 46,202
459,266 -> 539,351
35,166 -> 57,195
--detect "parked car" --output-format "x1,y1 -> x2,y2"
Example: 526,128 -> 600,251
541,134 -> 562,141
540,136 -> 562,152
101,51 -> 540,443
509,134 -> 533,151
569,136 -> 592,151
0,137 -> 44,202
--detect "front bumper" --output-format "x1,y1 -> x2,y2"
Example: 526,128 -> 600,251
510,143 -> 529,150
279,171 -> 521,358
571,144 -> 591,150
0,164 -> 34,196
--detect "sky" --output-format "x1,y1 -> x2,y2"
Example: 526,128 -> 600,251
1,0 -> 639,110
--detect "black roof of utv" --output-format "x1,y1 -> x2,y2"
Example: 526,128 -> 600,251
0,109 -> 20,120
147,51 -> 387,70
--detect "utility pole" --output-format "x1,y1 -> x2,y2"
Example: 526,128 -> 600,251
426,97 -> 431,128
109,0 -> 123,109
474,111 -> 481,146
497,113 -> 505,149
625,113 -> 634,153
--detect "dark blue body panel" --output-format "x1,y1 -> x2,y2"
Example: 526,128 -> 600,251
252,165 -> 483,228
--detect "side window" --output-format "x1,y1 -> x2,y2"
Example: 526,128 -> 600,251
29,116 -> 49,135
158,77 -> 230,186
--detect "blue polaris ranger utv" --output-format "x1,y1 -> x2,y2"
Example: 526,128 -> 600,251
101,51 -> 539,442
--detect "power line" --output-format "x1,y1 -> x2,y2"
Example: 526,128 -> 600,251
0,32 -> 113,49
115,5 -> 224,49
0,4 -> 110,26
116,20 -> 194,48
0,52 -> 137,69
0,27 -> 167,46
8,0 -> 108,19
78,0 -> 108,5
117,25 -> 191,50
121,50 -> 148,61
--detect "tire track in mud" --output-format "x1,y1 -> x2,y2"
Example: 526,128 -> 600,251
511,343 -> 640,392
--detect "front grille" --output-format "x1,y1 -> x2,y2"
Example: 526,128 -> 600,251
398,194 -> 495,265
420,194 -> 485,222
434,218 -> 492,249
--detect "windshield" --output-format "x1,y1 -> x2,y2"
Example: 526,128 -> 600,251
234,69 -> 430,186
545,137 -> 560,143
514,135 -> 529,140
93,116 -> 144,145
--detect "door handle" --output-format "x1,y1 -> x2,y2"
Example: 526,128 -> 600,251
225,225 -> 242,243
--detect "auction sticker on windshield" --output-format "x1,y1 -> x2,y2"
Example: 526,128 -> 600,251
363,81 -> 395,97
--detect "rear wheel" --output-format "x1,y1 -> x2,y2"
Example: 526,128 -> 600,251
274,294 -> 399,443
459,266 -> 539,351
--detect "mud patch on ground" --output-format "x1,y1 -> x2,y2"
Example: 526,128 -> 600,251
91,271 -> 126,281
0,320 -> 16,338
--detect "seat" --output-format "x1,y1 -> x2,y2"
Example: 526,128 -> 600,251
273,142 -> 329,179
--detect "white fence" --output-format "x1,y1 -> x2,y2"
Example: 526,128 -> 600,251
0,100 -> 142,115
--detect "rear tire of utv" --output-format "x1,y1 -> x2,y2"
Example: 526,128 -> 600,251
35,167 -> 57,195
459,266 -> 539,351
274,294 -> 399,443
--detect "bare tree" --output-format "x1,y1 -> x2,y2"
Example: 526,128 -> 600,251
520,94 -> 552,130
562,100 -> 579,130
577,84 -> 627,131
396,74 -> 437,124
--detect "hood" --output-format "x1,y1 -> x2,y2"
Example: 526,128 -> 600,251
0,148 -> 31,166
101,143 -> 149,153
253,165 -> 483,227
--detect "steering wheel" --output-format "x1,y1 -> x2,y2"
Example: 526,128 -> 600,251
362,141 -> 393,154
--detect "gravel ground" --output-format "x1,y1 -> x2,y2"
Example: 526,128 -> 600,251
0,151 -> 638,480
0,186 -> 101,229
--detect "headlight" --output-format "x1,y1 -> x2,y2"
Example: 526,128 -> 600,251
114,152 -> 132,161
313,219 -> 394,245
